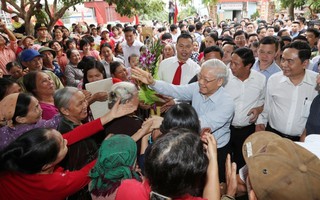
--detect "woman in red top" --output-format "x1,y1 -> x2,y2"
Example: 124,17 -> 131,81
0,99 -> 137,200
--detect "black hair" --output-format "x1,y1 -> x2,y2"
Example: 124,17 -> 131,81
160,103 -> 200,134
110,61 -> 123,75
206,32 -> 218,43
12,93 -> 33,124
77,56 -> 107,89
23,71 -> 39,97
66,49 -> 78,59
203,46 -> 224,58
169,24 -> 178,32
145,128 -> 208,198
248,33 -> 259,40
259,36 -> 279,51
257,27 -> 266,34
48,40 -> 63,50
195,22 -> 203,31
5,61 -> 21,72
177,33 -> 193,44
283,41 -> 311,62
188,25 -> 195,32
292,35 -> 308,42
123,26 -> 136,34
280,36 -> 292,43
277,29 -> 289,37
306,28 -> 320,38
114,42 -> 122,55
100,42 -> 112,54
0,78 -> 19,101
0,128 -> 59,174
232,47 -> 255,68
79,38 -> 90,50
233,30 -> 248,40
161,33 -> 172,41
65,38 -> 77,51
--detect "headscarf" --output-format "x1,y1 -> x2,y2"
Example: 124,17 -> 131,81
0,93 -> 19,127
89,134 -> 140,197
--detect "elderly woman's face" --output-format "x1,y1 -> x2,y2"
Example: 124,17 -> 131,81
69,50 -> 81,64
35,72 -> 55,96
64,91 -> 88,123
113,65 -> 128,81
23,96 -> 43,124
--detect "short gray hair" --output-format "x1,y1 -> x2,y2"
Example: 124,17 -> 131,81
201,59 -> 229,86
54,87 -> 79,111
108,82 -> 137,109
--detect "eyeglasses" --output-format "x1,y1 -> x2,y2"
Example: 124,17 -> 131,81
197,73 -> 217,84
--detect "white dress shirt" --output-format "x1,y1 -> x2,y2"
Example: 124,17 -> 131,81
224,70 -> 266,127
257,70 -> 318,136
157,56 -> 200,85
122,40 -> 144,68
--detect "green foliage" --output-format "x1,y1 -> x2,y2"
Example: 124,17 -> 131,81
105,0 -> 164,17
179,6 -> 197,21
250,10 -> 259,20
280,0 -> 306,9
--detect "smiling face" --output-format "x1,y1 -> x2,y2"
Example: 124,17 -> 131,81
176,37 -> 193,62
204,36 -> 216,48
280,48 -> 307,80
69,50 -> 81,64
198,67 -> 223,97
113,64 -> 128,81
17,96 -> 43,124
51,42 -> 62,52
62,91 -> 88,124
35,72 -> 56,97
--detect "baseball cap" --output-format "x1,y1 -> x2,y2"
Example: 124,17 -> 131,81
242,131 -> 320,199
38,47 -> 56,58
20,49 -> 43,62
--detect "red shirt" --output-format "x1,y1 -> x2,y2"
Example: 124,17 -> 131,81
0,119 -> 103,200
115,179 -> 207,200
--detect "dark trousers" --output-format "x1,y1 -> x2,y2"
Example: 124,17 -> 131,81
217,141 -> 231,183
169,12 -> 174,24
230,124 -> 255,172
266,123 -> 300,141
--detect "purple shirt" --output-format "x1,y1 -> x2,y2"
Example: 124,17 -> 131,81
0,114 -> 62,150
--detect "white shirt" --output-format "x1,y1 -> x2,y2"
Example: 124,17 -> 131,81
295,135 -> 320,158
101,56 -> 124,77
122,40 -> 144,68
257,70 -> 318,136
224,70 -> 266,126
157,56 -> 200,85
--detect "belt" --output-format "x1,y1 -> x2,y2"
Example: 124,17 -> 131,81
231,124 -> 254,129
266,123 -> 300,141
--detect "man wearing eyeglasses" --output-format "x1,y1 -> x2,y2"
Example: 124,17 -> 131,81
132,59 -> 235,183
256,41 -> 318,141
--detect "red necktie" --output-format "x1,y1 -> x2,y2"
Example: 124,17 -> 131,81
172,61 -> 184,85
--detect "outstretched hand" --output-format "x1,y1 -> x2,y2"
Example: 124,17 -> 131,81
109,98 -> 136,119
131,67 -> 155,85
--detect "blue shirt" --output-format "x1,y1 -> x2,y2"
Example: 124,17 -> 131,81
252,60 -> 281,80
151,81 -> 235,148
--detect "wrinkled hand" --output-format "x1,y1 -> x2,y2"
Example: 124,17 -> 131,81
109,98 -> 136,119
225,154 -> 237,197
160,99 -> 175,113
255,124 -> 265,132
82,90 -> 92,101
92,92 -> 108,102
131,67 -> 154,85
147,115 -> 163,130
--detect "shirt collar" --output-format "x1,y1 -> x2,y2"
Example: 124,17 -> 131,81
279,70 -> 314,86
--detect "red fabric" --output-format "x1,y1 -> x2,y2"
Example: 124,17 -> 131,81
174,2 -> 178,24
115,179 -> 207,200
198,52 -> 204,62
172,61 -> 184,85
0,119 -> 104,200
112,78 -> 122,83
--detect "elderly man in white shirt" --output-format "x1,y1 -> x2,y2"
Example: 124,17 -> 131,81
256,41 -> 318,141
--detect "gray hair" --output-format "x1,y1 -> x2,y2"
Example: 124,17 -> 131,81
201,59 -> 229,86
54,87 -> 79,111
108,82 -> 137,109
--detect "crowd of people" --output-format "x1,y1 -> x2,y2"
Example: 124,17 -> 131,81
0,11 -> 320,200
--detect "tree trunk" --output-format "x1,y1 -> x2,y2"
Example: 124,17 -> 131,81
288,3 -> 294,18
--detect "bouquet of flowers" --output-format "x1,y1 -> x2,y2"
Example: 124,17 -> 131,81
138,40 -> 164,105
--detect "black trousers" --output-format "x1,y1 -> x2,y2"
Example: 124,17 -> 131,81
168,12 -> 174,24
230,124 -> 255,172
217,141 -> 231,183
266,123 -> 300,141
